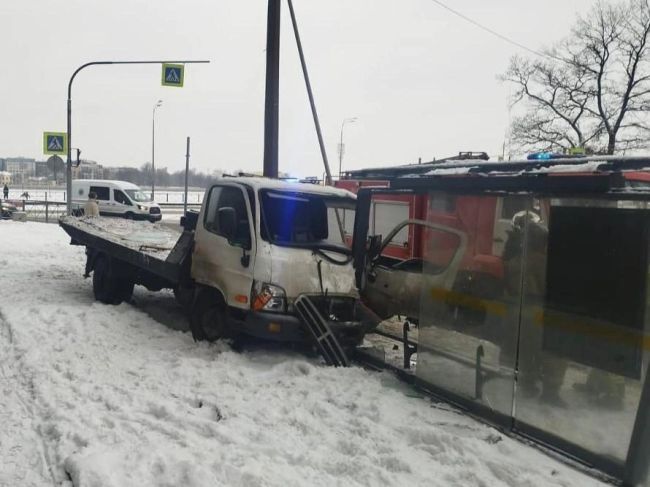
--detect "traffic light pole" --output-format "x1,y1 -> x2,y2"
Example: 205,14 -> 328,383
65,59 -> 209,215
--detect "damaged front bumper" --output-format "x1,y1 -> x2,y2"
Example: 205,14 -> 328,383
238,295 -> 380,346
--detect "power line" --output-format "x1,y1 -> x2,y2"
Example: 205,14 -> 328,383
428,0 -> 550,59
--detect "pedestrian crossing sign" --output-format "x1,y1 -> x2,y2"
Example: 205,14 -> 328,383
43,132 -> 67,155
162,63 -> 184,87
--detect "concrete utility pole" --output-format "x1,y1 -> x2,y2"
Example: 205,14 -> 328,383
263,0 -> 281,179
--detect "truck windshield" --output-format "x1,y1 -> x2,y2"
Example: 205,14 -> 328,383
259,190 -> 355,253
125,189 -> 152,202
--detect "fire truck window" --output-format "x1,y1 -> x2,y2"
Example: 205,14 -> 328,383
373,202 -> 409,246
500,196 -> 529,220
430,193 -> 456,213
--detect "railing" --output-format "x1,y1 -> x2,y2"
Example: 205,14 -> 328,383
11,200 -> 68,223
5,190 -> 205,204
9,200 -> 202,223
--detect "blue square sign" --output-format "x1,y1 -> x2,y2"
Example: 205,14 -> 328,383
43,132 -> 67,155
162,63 -> 184,87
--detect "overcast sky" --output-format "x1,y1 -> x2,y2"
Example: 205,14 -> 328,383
1,0 -> 595,177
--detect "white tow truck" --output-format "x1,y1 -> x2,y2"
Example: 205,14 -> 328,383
60,177 -> 378,362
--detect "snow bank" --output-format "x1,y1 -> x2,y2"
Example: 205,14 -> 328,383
0,221 -> 602,486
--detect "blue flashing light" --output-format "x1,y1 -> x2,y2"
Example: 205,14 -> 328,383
527,152 -> 558,160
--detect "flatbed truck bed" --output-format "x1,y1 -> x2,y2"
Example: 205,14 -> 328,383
60,215 -> 195,292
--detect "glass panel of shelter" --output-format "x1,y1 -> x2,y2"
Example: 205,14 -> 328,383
515,197 -> 650,469
416,192 -> 526,418
414,191 -> 650,479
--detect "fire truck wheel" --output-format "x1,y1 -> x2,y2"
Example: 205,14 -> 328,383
190,289 -> 227,342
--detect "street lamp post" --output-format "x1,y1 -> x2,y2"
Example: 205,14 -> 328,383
151,99 -> 163,200
65,59 -> 210,215
338,117 -> 357,179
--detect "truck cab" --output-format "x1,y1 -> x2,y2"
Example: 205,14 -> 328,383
188,177 -> 376,345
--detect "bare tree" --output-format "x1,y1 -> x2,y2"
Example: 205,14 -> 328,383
504,55 -> 602,152
504,0 -> 650,154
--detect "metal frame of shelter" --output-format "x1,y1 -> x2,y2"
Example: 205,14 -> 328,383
352,156 -> 650,486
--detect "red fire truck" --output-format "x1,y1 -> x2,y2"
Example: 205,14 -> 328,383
337,153 -> 650,321
336,153 -> 515,311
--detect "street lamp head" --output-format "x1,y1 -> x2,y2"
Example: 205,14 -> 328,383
155,99 -> 163,108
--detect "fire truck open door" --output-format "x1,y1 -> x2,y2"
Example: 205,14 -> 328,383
353,189 -> 468,320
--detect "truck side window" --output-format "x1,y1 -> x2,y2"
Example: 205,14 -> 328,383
90,186 -> 110,201
114,190 -> 132,206
203,186 -> 251,248
204,186 -> 222,232
217,187 -> 251,248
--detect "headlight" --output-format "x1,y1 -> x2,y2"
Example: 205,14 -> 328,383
251,282 -> 287,313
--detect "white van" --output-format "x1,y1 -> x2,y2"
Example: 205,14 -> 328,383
71,180 -> 162,222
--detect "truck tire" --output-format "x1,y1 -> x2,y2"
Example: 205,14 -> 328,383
173,284 -> 194,312
190,289 -> 227,342
92,255 -> 133,305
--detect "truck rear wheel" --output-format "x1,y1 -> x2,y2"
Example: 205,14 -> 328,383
173,284 -> 194,312
93,255 -> 134,305
190,290 -> 227,342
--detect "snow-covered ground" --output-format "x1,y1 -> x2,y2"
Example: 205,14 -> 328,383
0,221 -> 604,486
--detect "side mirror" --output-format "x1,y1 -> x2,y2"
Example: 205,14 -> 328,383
217,207 -> 237,243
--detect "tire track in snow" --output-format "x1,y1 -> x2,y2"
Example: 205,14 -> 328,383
0,309 -> 59,486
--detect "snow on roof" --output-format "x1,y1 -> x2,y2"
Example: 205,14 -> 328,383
60,215 -> 181,260
218,176 -> 356,199
411,159 -> 644,177
526,160 -> 605,174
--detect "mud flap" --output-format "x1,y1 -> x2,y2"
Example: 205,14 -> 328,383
295,295 -> 349,367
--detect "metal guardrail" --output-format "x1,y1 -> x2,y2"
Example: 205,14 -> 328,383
9,200 -> 202,223
9,200 -> 67,223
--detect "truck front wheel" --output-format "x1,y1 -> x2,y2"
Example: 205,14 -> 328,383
93,255 -> 134,305
190,289 -> 227,342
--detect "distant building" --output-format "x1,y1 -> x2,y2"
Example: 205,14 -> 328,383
35,160 -> 49,178
0,171 -> 10,185
5,157 -> 36,183
72,160 -> 104,179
